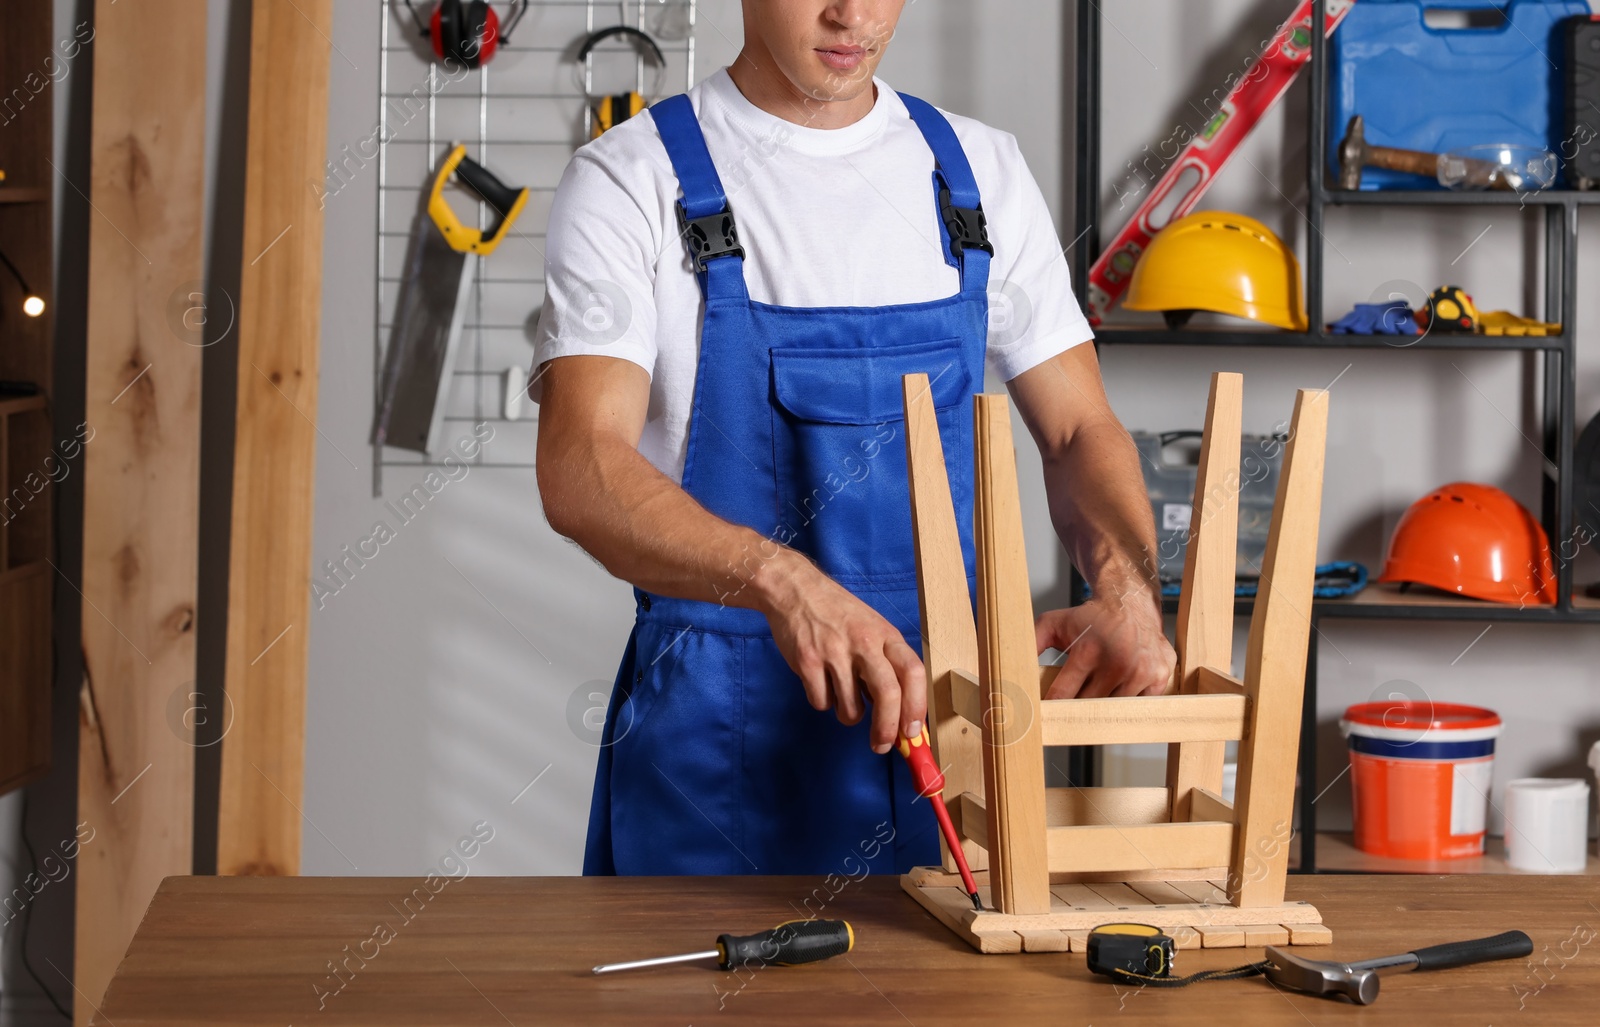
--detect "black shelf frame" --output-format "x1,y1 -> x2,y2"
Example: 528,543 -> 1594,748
1070,0 -> 1591,875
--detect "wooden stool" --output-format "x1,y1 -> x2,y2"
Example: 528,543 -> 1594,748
898,371 -> 1331,954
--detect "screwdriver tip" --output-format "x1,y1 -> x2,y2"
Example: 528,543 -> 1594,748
970,892 -> 983,911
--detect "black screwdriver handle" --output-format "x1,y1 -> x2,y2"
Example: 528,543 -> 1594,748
1411,930 -> 1533,972
716,919 -> 854,970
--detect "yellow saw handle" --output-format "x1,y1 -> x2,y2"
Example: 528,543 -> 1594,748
427,143 -> 529,256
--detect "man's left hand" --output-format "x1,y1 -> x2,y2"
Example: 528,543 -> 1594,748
1035,598 -> 1177,699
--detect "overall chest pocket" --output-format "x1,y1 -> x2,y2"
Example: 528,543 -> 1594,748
769,338 -> 974,588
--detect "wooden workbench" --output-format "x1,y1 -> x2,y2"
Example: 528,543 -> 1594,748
96,874 -> 1597,1024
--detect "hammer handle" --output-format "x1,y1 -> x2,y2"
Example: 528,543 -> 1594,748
1409,930 -> 1532,972
1363,145 -> 1439,179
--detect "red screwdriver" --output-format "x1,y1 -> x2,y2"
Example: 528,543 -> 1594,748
897,725 -> 983,910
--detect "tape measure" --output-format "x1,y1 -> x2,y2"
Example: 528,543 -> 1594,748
1081,921 -> 1267,985
1087,924 -> 1175,980
1087,922 -> 1270,988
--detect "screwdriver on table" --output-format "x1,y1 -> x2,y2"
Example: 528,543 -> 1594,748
897,725 -> 983,911
592,919 -> 854,974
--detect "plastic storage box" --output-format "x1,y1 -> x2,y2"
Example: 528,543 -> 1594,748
1134,430 -> 1283,584
1329,0 -> 1592,190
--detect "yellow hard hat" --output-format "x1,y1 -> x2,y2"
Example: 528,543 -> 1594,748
1124,211 -> 1308,331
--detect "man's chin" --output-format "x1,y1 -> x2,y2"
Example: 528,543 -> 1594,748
799,66 -> 876,106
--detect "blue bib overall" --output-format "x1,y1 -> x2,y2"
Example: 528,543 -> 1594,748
583,90 -> 990,876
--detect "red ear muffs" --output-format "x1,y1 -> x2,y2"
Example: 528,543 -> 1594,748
431,0 -> 498,68
409,0 -> 524,69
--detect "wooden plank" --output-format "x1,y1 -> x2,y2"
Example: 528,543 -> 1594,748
216,0 -> 334,878
1168,926 -> 1202,950
76,0 -> 206,1018
1084,882 -> 1150,909
939,896 -> 1322,933
1019,930 -> 1072,952
1242,924 -> 1291,947
1043,786 -> 1171,826
947,667 -> 984,731
1046,823 -> 1234,875
1230,390 -> 1328,908
1287,923 -> 1334,945
959,787 -> 1170,842
972,395 -> 1048,914
1190,787 -> 1234,824
1040,693 -> 1247,746
1168,373 -> 1243,820
1125,880 -> 1199,907
1065,930 -> 1093,952
903,375 -> 984,873
1049,882 -> 1118,910
1195,924 -> 1246,948
900,874 -> 1023,953
1195,666 -> 1245,695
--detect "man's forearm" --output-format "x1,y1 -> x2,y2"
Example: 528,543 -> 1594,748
539,427 -> 808,614
1041,418 -> 1163,616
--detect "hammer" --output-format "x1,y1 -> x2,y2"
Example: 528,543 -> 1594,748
1262,930 -> 1533,1004
1337,115 -> 1508,190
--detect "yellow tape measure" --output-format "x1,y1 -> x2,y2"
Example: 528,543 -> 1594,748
1086,923 -> 1175,980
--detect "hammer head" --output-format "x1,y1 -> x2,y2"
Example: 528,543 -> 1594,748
1337,115 -> 1367,190
1263,947 -> 1380,1005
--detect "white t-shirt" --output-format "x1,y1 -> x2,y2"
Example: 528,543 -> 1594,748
531,67 -> 1094,483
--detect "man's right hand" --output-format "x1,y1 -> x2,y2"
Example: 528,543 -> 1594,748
752,551 -> 927,755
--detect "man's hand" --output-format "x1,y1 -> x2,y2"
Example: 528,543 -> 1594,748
754,551 -> 927,754
1036,598 -> 1177,700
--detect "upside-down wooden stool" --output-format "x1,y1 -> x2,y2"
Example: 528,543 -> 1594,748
898,371 -> 1330,954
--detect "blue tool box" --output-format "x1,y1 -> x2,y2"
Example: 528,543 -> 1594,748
1329,0 -> 1592,189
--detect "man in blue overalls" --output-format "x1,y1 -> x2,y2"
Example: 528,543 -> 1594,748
532,0 -> 1176,876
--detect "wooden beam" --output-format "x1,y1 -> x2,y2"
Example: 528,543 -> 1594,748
1230,389 -> 1328,907
902,374 -> 985,873
1168,372 -> 1242,820
1190,787 -> 1235,824
956,787 -> 1170,850
217,0 -> 334,877
1039,694 -> 1247,746
973,395 -> 1049,914
1195,666 -> 1246,695
76,0 -> 206,1018
1046,822 -> 1235,875
947,667 -> 983,729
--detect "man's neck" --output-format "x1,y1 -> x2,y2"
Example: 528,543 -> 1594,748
725,46 -> 877,131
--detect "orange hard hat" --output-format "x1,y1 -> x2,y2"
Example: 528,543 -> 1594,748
1378,483 -> 1557,604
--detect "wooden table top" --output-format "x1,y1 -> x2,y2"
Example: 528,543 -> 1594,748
97,873 -> 1599,1025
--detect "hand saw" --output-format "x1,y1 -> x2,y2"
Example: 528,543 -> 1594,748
1086,0 -> 1352,323
373,144 -> 529,455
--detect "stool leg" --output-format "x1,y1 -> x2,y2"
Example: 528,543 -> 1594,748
1229,389 -> 1328,907
1168,372 -> 1243,821
902,373 -> 985,874
973,394 -> 1049,915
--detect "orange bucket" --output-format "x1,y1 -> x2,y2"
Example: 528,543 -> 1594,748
1340,702 -> 1502,860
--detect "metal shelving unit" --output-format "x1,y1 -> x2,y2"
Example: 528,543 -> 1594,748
1071,0 -> 1595,873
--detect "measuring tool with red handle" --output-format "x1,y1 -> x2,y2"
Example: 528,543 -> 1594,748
1087,0 -> 1353,323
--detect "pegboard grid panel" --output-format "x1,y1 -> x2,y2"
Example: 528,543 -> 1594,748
372,0 -> 697,494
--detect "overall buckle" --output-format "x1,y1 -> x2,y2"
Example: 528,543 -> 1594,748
938,185 -> 992,259
676,202 -> 745,272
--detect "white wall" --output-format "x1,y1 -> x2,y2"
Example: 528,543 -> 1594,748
303,0 -> 1600,878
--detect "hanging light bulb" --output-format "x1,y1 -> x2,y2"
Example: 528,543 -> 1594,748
0,248 -> 44,317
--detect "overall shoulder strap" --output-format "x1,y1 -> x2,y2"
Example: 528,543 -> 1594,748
897,93 -> 992,292
648,94 -> 747,301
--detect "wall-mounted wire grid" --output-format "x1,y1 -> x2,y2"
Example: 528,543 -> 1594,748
372,0 -> 699,495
